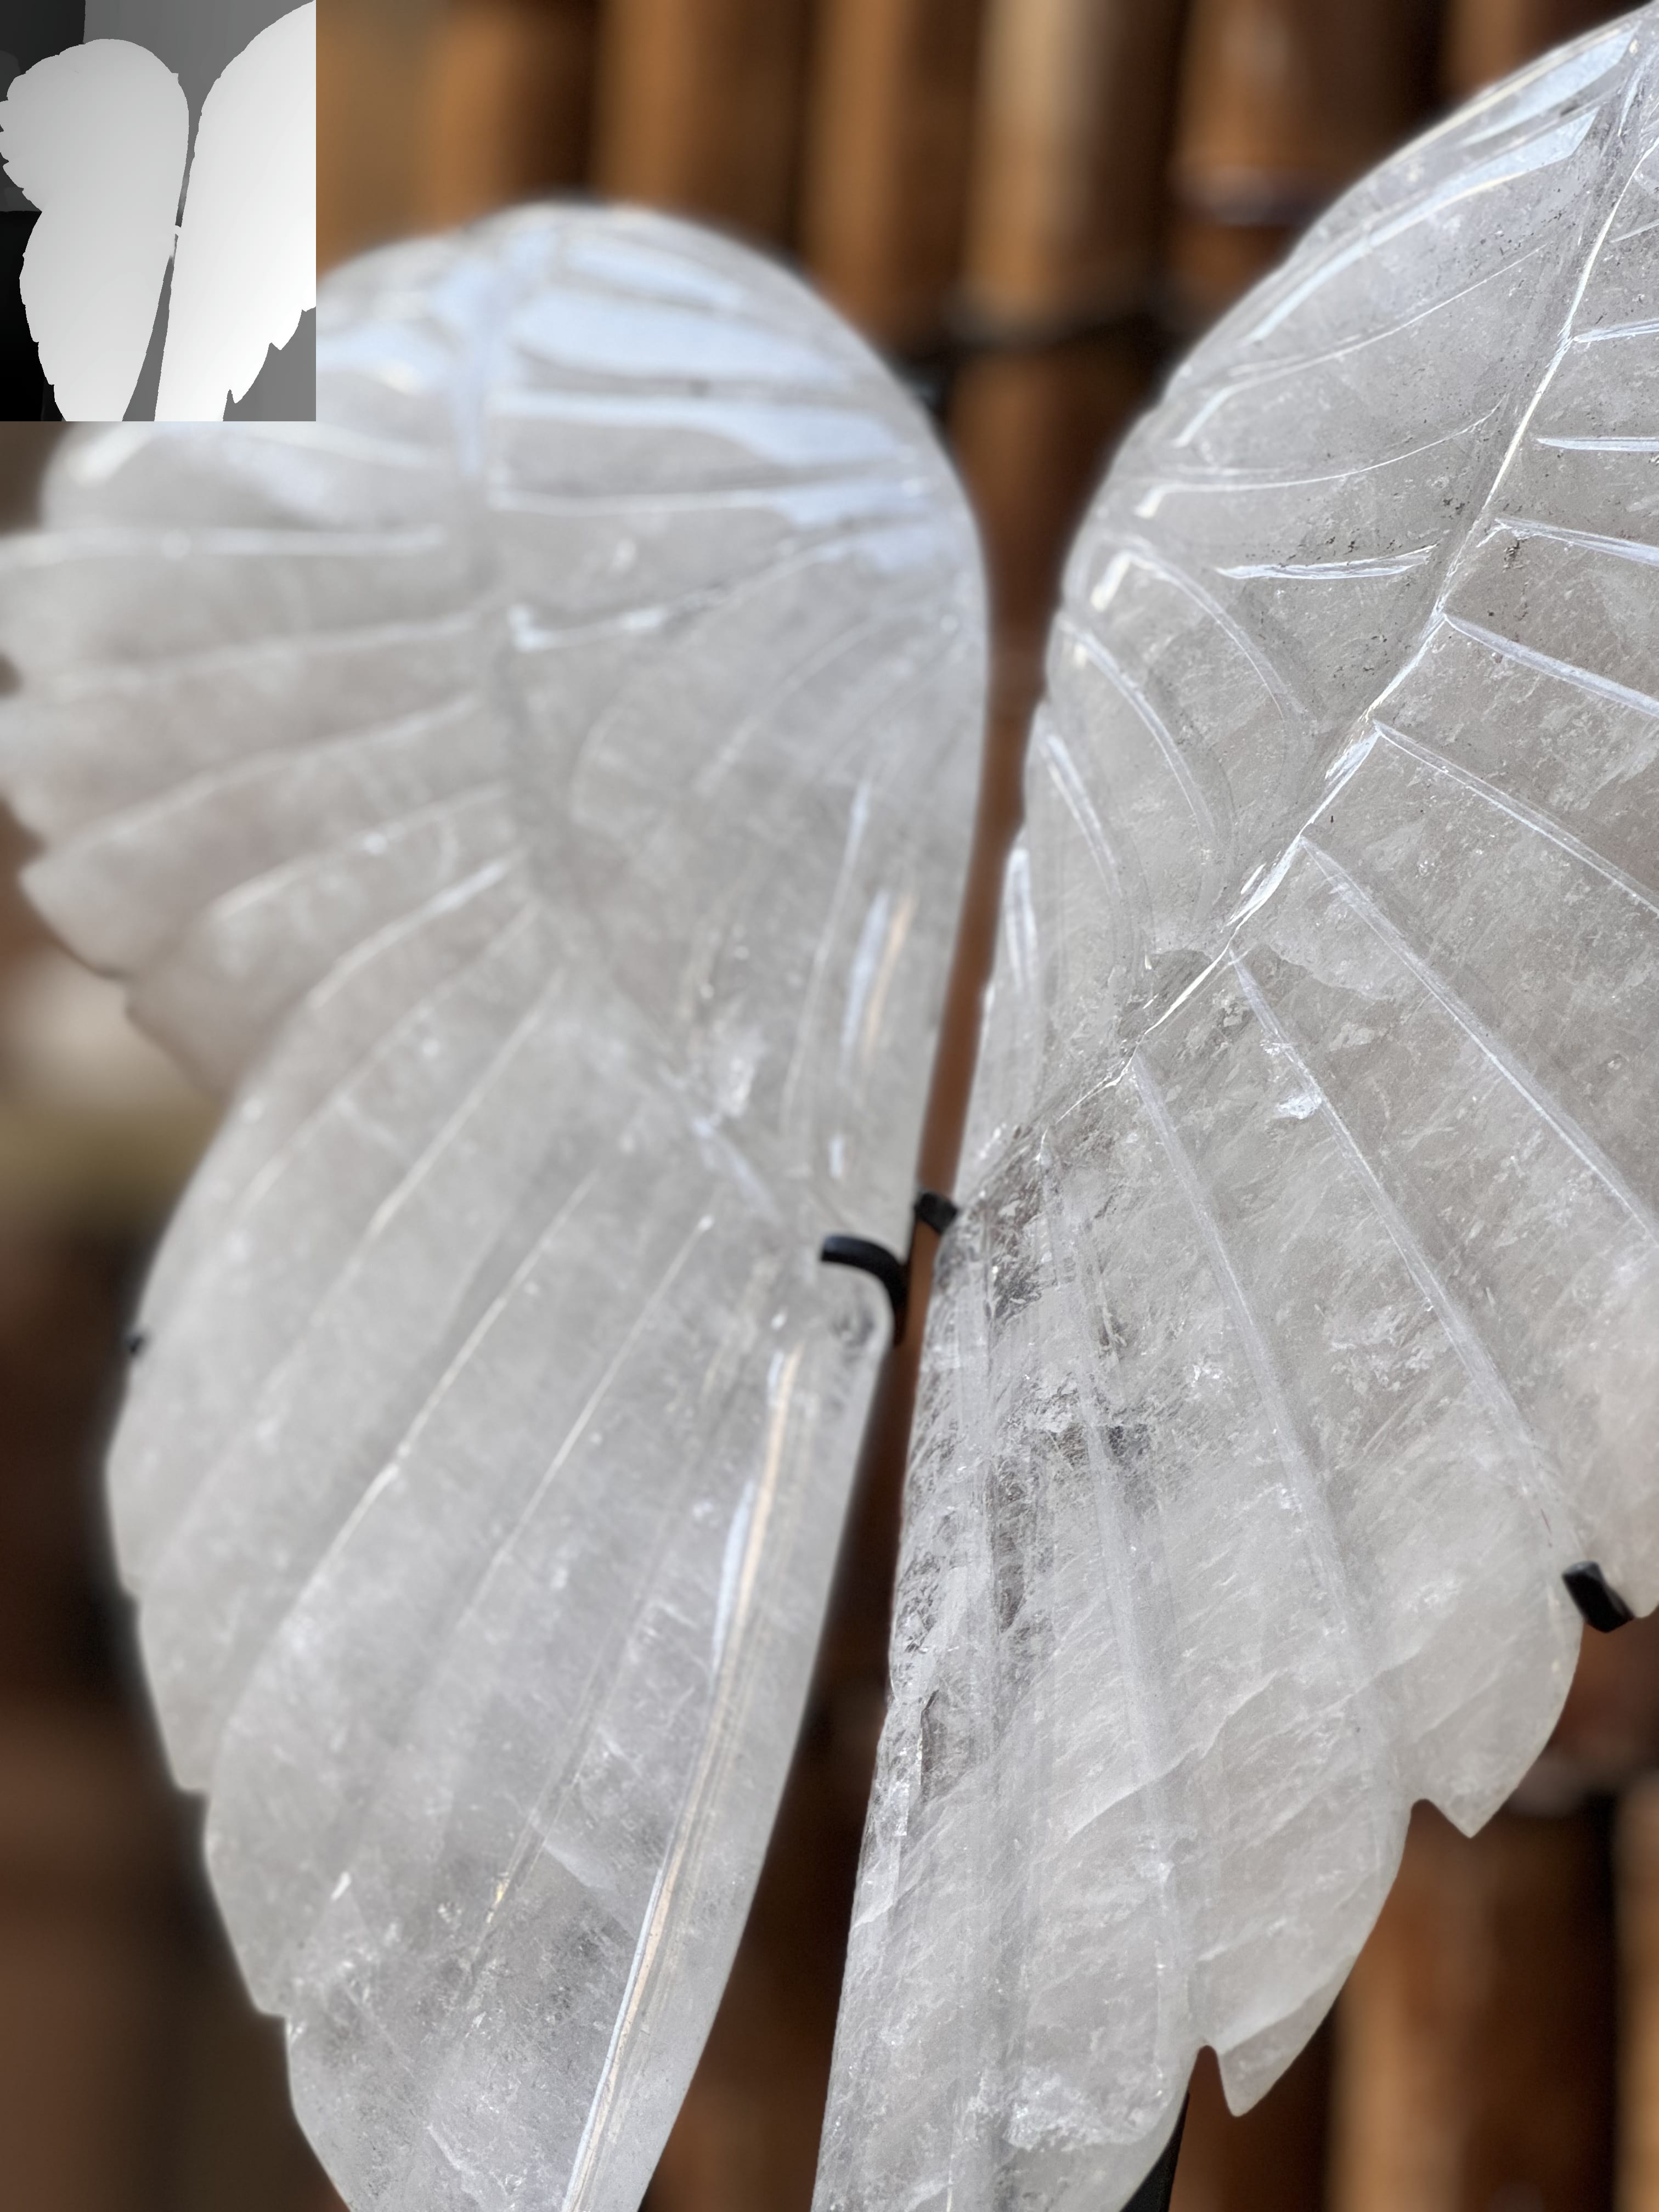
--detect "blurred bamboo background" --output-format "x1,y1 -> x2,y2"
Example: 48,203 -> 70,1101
0,0 -> 1650,2205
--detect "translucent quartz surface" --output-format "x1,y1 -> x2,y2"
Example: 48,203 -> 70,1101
819,15 -> 1659,2210
0,208 -> 983,2211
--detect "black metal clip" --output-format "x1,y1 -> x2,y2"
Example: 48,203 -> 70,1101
1564,1561 -> 1634,1634
913,1188 -> 959,1238
820,1188 -> 958,1346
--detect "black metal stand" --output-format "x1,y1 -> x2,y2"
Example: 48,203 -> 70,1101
819,1233 -> 910,1335
819,1188 -> 958,1346
1564,1561 -> 1634,1633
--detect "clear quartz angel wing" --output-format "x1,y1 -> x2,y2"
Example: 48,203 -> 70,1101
0,206 -> 983,2211
819,13 -> 1659,2209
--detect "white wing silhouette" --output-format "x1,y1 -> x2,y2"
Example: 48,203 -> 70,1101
819,13 -> 1659,2209
0,207 -> 982,2211
156,2 -> 315,421
0,38 -> 187,420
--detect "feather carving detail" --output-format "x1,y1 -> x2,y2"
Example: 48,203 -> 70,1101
817,12 -> 1659,2210
0,207 -> 984,2212
4,10 -> 1657,2210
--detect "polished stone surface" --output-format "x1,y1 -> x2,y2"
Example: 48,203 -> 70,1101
820,14 -> 1659,2209
0,206 -> 984,2212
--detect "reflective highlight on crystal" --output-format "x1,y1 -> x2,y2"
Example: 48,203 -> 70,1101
0,206 -> 984,2212
820,16 -> 1659,2210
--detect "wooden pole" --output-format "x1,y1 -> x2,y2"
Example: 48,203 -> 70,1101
591,0 -> 814,244
419,0 -> 598,232
1329,1803 -> 1615,2212
798,0 -> 984,356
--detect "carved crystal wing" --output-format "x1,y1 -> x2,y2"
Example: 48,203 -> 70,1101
0,207 -> 983,2212
819,15 -> 1659,2209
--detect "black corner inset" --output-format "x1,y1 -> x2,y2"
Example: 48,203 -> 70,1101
0,212 -> 47,422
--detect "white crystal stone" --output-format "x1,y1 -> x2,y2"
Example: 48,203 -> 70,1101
0,206 -> 984,2212
819,14 -> 1659,2209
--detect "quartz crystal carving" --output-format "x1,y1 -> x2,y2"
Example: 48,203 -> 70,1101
0,208 -> 983,2211
818,14 -> 1659,2210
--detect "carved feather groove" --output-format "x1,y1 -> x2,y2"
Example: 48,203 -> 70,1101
819,16 -> 1659,2210
0,208 -> 985,2212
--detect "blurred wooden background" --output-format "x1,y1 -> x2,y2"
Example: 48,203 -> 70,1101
1,0 -> 1651,2205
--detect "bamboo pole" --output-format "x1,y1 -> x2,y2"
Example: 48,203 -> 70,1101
1167,0 -> 1437,323
1442,0 -> 1626,101
799,0 -> 985,354
591,0 -> 814,244
419,0 -> 599,232
319,0 -> 445,273
1329,1804 -> 1615,2212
